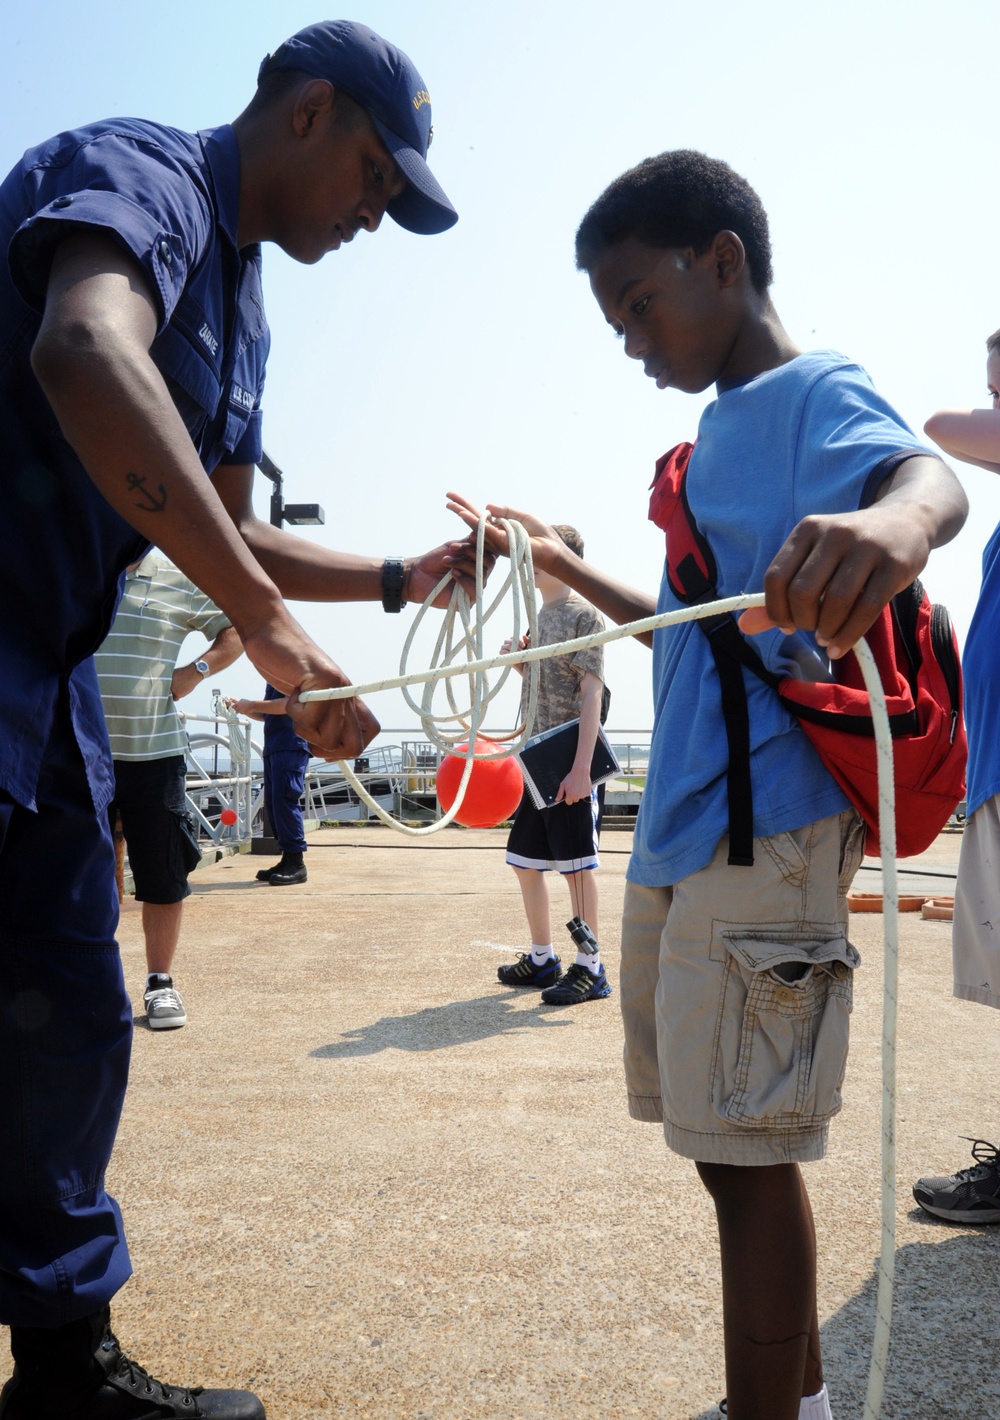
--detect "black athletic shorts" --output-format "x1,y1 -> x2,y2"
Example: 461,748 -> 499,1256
108,755 -> 202,904
505,784 -> 604,874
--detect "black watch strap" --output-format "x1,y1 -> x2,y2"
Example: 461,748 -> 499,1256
381,557 -> 406,613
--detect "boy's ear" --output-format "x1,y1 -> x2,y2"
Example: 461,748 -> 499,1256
712,230 -> 746,288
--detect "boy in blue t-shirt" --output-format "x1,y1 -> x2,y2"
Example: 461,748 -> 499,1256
450,150 -> 967,1420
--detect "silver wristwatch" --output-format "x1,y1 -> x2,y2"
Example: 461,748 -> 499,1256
194,659 -> 210,677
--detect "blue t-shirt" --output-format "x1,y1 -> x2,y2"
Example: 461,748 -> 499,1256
0,119 -> 270,812
629,351 -> 932,888
960,522 -> 1000,817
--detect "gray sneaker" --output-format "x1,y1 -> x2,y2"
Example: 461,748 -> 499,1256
143,974 -> 187,1030
913,1137 -> 1000,1224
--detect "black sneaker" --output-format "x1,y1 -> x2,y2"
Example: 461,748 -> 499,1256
540,961 -> 611,1005
913,1137 -> 1000,1224
497,952 -> 562,989
268,853 -> 307,887
0,1307 -> 265,1418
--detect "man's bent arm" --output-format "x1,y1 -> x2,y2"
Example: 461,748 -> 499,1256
32,232 -> 375,758
213,465 -> 488,609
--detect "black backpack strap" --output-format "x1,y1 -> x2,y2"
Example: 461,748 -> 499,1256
696,610 -> 779,866
666,463 -> 780,867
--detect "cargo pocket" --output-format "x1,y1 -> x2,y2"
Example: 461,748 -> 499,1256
710,930 -> 859,1130
169,808 -> 203,878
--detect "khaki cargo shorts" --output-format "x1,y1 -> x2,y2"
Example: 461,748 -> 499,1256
620,809 -> 865,1166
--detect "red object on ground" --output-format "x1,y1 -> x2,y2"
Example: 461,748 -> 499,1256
436,739 -> 524,828
220,807 -> 238,826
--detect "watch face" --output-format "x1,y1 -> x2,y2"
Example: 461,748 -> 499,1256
195,660 -> 210,676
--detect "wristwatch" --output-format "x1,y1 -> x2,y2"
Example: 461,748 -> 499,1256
193,659 -> 210,677
381,557 -> 407,614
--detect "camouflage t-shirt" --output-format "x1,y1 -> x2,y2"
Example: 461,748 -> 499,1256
519,593 -> 605,736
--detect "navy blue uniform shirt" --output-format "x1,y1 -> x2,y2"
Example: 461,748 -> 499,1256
262,682 -> 310,757
0,119 -> 270,812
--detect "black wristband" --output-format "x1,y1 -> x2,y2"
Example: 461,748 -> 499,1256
381,557 -> 406,613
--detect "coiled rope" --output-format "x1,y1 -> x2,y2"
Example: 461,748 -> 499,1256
297,515 -> 899,1418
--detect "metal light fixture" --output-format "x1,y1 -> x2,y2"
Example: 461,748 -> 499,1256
256,451 -> 326,529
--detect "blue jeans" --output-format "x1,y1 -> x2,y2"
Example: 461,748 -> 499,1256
263,749 -> 309,854
0,715 -> 133,1325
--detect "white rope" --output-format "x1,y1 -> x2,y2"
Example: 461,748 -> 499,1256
296,518 -> 899,1414
856,639 -> 897,1420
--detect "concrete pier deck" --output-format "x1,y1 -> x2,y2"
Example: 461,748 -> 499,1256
6,824 -> 996,1418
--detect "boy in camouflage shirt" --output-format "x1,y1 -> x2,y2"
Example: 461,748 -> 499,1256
497,525 -> 611,1005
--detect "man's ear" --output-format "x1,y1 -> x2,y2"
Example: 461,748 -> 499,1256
291,78 -> 336,137
712,230 -> 746,288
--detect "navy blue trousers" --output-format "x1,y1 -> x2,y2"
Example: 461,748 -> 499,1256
263,749 -> 309,854
0,721 -> 133,1326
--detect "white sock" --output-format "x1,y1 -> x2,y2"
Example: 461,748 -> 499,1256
799,1384 -> 832,1420
575,950 -> 602,973
530,943 -> 554,965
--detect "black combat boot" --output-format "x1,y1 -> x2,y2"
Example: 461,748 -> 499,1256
0,1306 -> 265,1418
267,852 -> 307,886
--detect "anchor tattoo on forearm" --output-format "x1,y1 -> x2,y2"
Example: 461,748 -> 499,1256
125,471 -> 167,513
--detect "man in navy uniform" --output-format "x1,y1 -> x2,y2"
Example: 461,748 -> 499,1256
0,21 -> 471,1419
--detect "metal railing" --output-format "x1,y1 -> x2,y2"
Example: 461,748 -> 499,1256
177,710 -> 651,844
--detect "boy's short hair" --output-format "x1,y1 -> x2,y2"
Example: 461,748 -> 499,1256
986,327 -> 1000,357
575,149 -> 774,294
553,524 -> 584,560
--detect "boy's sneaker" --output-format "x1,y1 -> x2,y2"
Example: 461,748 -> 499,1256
497,952 -> 562,989
0,1305 -> 266,1417
143,974 -> 186,1030
540,961 -> 612,1005
913,1137 -> 1000,1224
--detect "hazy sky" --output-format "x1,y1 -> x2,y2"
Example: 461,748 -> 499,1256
5,0 -> 998,737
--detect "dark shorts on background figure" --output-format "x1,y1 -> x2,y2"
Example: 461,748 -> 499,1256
108,755 -> 201,904
505,784 -> 604,874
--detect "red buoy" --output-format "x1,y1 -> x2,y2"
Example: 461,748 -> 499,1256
436,739 -> 524,828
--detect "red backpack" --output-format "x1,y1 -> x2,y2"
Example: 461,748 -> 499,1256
648,441 -> 967,862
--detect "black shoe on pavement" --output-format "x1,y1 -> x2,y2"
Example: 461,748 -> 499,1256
268,852 -> 307,887
0,1306 -> 265,1418
540,960 -> 612,1005
254,860 -> 280,882
496,952 -> 562,989
913,1137 -> 1000,1224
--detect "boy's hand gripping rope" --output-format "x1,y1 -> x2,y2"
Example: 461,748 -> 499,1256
296,516 -> 899,1419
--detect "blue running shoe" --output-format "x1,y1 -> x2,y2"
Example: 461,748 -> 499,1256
540,961 -> 611,1004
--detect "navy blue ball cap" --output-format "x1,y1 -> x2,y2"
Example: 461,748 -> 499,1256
258,19 -> 458,235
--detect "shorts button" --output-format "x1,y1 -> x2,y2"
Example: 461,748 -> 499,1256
831,960 -> 850,980
52,195 -> 73,208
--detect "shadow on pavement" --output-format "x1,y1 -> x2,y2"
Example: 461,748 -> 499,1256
312,992 -> 574,1057
690,1229 -> 997,1419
